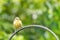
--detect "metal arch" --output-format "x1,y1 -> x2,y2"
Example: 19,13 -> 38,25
9,25 -> 59,40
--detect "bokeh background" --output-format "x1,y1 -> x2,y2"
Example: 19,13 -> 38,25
0,0 -> 60,40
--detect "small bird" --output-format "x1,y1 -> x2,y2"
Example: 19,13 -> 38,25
13,17 -> 22,30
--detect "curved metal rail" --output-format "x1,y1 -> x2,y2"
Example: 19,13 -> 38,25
9,25 -> 59,40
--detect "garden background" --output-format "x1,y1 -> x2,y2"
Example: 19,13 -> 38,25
0,0 -> 60,40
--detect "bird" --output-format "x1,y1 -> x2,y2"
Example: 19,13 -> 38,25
13,17 -> 22,30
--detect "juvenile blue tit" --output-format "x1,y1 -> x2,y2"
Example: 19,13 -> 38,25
13,17 -> 22,30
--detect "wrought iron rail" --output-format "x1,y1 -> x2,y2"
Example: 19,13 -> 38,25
9,25 -> 59,40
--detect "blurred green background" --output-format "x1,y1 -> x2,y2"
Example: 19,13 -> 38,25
0,0 -> 60,40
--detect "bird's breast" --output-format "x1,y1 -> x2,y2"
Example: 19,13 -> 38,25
14,20 -> 22,29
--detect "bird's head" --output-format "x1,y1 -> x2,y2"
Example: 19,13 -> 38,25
15,17 -> 20,20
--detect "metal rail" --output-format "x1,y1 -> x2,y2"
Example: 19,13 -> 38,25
9,25 -> 59,40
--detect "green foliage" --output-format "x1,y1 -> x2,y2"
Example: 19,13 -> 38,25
0,0 -> 60,40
